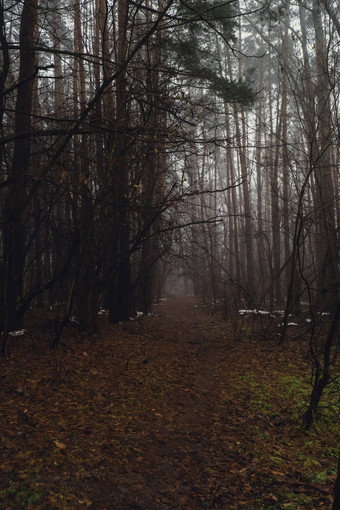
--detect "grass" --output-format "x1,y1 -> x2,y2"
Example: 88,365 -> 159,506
230,355 -> 339,506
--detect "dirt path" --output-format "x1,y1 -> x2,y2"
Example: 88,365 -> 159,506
138,297 -> 257,508
0,297 -> 335,509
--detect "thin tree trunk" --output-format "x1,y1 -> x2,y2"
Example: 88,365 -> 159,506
254,59 -> 266,302
281,9 -> 292,301
302,300 -> 340,429
225,102 -> 241,306
271,96 -> 282,308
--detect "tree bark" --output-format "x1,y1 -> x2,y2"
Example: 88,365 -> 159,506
73,0 -> 99,332
302,300 -> 340,429
332,450 -> 340,510
135,0 -> 166,312
1,0 -> 38,341
107,0 -> 135,322
312,0 -> 339,311
0,0 -> 9,173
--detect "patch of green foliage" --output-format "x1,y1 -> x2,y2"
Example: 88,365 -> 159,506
235,373 -> 276,416
309,467 -> 337,484
232,364 -> 338,504
257,492 -> 317,509
167,0 -> 256,107
278,374 -> 310,415
0,481 -> 44,508
280,373 -> 340,428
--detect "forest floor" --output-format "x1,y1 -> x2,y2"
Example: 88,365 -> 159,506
0,296 -> 338,509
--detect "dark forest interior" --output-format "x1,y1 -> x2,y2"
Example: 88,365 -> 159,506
0,0 -> 339,507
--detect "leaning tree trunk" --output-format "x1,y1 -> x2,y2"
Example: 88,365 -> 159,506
302,300 -> 340,430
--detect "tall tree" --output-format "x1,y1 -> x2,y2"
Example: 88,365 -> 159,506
312,0 -> 339,311
1,0 -> 38,343
105,0 -> 135,322
0,0 -> 9,172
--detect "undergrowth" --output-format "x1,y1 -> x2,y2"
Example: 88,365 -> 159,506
230,339 -> 339,509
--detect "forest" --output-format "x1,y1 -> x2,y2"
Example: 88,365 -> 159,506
0,0 -> 339,508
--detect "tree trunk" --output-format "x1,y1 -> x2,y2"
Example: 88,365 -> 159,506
312,0 -> 339,312
332,451 -> 340,510
302,300 -> 340,429
107,0 -> 135,322
0,0 -> 9,173
224,103 -> 241,307
1,0 -> 38,341
271,99 -> 282,308
281,9 -> 292,302
135,2 -> 166,312
73,0 -> 99,332
227,44 -> 254,306
254,60 -> 266,303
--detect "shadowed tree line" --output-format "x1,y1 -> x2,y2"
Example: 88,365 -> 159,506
0,0 -> 253,347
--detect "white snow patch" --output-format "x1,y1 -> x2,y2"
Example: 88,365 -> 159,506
130,311 -> 145,320
9,329 -> 27,337
239,309 -> 274,317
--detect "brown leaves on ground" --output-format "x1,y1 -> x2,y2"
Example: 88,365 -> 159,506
0,297 -> 337,509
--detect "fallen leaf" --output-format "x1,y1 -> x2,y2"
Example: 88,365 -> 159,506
54,440 -> 66,450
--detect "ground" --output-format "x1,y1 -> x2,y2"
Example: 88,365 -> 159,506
0,296 -> 338,509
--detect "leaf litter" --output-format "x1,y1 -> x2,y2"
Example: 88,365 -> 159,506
0,297 -> 337,509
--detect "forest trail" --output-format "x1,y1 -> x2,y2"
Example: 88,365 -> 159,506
0,297 -> 335,509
